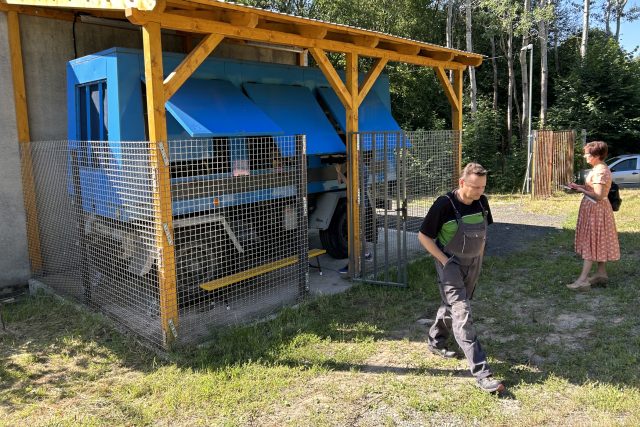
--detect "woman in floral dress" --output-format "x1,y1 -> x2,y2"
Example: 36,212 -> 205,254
567,141 -> 620,291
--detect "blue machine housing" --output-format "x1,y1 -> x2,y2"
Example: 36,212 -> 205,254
67,48 -> 401,274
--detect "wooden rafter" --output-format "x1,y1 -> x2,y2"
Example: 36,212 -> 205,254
4,0 -> 159,11
357,57 -> 388,105
308,47 -> 352,109
434,66 -> 460,113
125,9 -> 471,70
164,32 -> 223,101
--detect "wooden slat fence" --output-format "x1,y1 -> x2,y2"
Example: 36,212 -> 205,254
532,130 -> 575,198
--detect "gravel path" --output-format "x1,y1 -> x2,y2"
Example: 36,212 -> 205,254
485,202 -> 568,257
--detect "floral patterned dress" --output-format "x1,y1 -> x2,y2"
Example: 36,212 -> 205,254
575,163 -> 620,262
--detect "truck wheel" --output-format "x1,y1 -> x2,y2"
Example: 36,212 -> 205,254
320,198 -> 348,259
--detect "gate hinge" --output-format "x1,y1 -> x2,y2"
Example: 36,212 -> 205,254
163,223 -> 174,246
158,142 -> 169,167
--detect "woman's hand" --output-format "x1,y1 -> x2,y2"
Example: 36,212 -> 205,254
568,182 -> 584,192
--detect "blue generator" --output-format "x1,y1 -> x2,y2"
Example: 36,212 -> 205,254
67,47 -> 401,298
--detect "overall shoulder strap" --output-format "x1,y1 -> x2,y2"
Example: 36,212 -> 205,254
444,193 -> 463,222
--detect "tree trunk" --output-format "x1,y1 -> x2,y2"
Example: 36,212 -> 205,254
604,0 -> 612,35
580,0 -> 590,58
491,35 -> 498,111
614,0 -> 628,42
519,0 -> 531,143
447,0 -> 454,81
465,0 -> 477,114
539,0 -> 550,128
506,29 -> 514,149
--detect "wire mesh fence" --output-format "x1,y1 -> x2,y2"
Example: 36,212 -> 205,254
356,130 -> 460,285
23,136 -> 308,347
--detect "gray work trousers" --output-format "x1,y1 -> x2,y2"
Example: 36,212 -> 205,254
428,255 -> 492,379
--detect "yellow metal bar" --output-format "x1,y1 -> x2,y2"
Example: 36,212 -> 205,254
345,52 -> 360,277
142,21 -> 178,347
7,11 -> 43,273
200,249 -> 327,292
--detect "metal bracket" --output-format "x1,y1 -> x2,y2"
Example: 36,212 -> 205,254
158,142 -> 169,167
168,318 -> 178,339
163,223 -> 174,246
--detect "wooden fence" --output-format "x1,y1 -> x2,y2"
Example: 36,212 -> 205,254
532,130 -> 576,198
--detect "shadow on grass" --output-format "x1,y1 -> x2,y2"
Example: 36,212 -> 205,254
1,223 -> 638,413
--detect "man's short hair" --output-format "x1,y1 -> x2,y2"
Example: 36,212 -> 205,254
461,162 -> 488,178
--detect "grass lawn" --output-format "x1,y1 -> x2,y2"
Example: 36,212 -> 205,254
1,189 -> 639,426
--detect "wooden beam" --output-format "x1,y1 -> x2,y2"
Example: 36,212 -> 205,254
425,51 -> 455,62
296,24 -> 327,39
453,54 -> 483,67
357,57 -> 388,105
308,47 -> 352,110
227,11 -> 258,28
345,51 -> 360,277
125,9 -> 469,70
7,10 -> 43,273
393,44 -> 421,55
142,21 -> 178,348
352,35 -> 379,48
434,66 -> 460,114
452,68 -> 463,182
4,0 -> 159,11
0,3 -> 76,21
164,32 -> 223,101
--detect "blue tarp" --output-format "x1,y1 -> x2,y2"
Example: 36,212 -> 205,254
243,83 -> 346,156
316,87 -> 402,150
165,79 -> 283,138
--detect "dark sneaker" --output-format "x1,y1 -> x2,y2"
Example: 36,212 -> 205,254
338,265 -> 349,275
428,345 -> 456,359
476,376 -> 505,393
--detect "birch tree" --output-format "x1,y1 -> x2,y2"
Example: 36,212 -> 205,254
580,0 -> 590,58
465,0 -> 477,114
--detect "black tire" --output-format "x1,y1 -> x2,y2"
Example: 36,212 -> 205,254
319,198 -> 348,259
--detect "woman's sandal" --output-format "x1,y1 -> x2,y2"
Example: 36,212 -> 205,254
589,276 -> 609,286
566,279 -> 591,291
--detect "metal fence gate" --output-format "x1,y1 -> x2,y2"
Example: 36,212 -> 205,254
356,130 -> 460,286
532,130 -> 576,198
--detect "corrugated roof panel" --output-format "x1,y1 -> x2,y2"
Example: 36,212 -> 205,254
165,78 -> 283,138
243,83 -> 345,156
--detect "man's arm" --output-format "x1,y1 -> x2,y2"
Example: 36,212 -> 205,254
418,231 -> 449,266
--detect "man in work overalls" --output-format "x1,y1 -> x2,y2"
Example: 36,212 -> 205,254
417,163 -> 505,393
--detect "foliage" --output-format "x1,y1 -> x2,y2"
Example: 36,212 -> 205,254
547,30 -> 640,155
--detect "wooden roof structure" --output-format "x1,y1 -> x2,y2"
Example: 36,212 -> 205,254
1,0 -> 483,347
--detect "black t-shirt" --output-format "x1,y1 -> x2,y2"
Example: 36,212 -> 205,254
419,191 -> 493,247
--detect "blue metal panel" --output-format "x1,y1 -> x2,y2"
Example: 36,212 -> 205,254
165,78 -> 283,138
243,83 -> 345,156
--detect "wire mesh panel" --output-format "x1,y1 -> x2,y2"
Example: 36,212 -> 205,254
23,136 -> 308,347
355,130 -> 460,286
170,136 -> 308,344
25,140 -> 163,344
404,131 -> 460,256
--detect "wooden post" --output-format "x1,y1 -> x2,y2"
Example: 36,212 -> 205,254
345,52 -> 360,276
452,68 -> 463,182
7,11 -> 43,273
142,21 -> 179,347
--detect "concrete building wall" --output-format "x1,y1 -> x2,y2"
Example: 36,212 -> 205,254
0,13 -> 297,288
